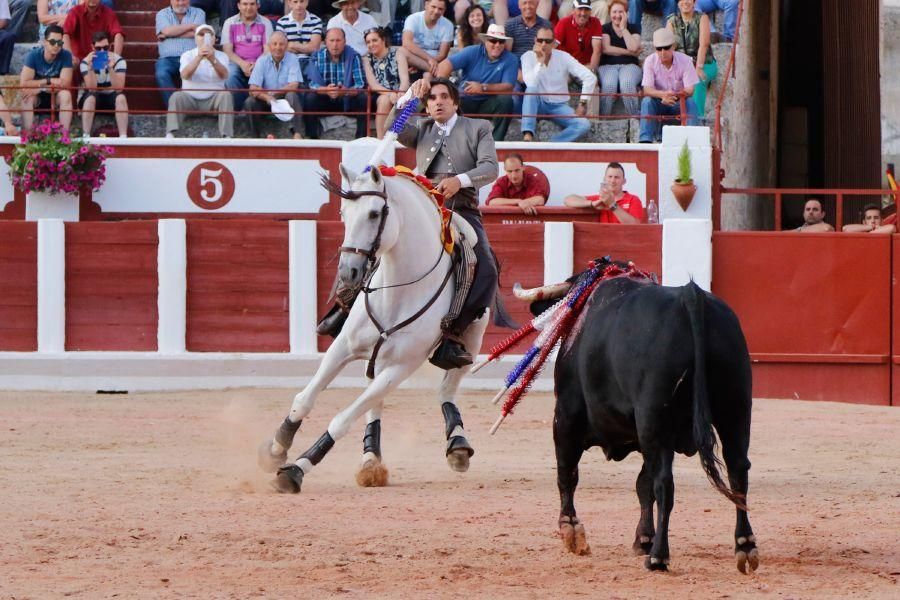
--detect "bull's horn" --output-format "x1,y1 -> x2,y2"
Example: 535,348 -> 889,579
512,281 -> 572,302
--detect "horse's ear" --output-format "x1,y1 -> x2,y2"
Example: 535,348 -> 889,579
369,166 -> 383,185
338,163 -> 357,185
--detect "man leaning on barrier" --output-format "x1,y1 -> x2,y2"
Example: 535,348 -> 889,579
244,31 -> 305,138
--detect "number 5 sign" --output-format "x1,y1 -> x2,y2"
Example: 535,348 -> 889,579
187,161 -> 236,210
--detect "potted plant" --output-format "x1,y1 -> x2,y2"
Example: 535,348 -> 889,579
671,139 -> 697,211
5,121 -> 114,221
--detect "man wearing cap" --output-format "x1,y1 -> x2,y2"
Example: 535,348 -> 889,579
402,0 -> 453,81
166,24 -> 234,138
638,27 -> 698,143
436,23 -> 518,141
326,0 -> 376,56
555,0 -> 602,71
557,0 -> 608,21
244,30 -> 304,138
520,25 -> 595,142
223,0 -> 274,110
156,0 -> 207,107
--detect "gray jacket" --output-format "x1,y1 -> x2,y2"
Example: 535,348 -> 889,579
387,110 -> 498,210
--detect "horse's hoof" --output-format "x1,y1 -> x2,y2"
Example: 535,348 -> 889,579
273,464 -> 304,494
257,439 -> 288,473
632,535 -> 653,556
356,453 -> 389,487
644,556 -> 669,571
736,547 -> 760,574
446,436 -> 474,473
559,521 -> 591,555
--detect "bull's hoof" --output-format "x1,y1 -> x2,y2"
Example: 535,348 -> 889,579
273,464 -> 304,494
446,436 -> 474,473
559,518 -> 591,556
644,556 -> 669,571
632,534 -> 653,556
355,453 -> 389,487
257,439 -> 288,473
736,535 -> 759,573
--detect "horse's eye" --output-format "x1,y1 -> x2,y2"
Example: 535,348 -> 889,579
368,210 -> 379,220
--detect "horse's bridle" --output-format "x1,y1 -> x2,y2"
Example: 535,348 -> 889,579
338,190 -> 390,263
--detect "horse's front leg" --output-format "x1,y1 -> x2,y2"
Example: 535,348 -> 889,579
257,337 -> 356,472
356,406 -> 389,487
274,363 -> 417,493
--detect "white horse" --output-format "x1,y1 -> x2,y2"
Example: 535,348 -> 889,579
258,164 -> 490,493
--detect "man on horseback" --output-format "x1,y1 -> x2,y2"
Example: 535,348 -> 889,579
318,76 -> 503,369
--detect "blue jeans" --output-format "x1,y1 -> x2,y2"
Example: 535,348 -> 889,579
696,0 -> 739,41
639,96 -> 698,142
628,0 -> 678,34
155,56 -> 182,107
521,96 -> 591,143
226,64 -> 250,110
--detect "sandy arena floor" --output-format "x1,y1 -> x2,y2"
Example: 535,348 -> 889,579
1,387 -> 898,599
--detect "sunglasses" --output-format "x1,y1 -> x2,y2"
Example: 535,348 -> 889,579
485,38 -> 505,45
94,44 -> 110,50
535,38 -> 554,44
363,27 -> 381,37
47,39 -> 64,47
655,45 -> 673,51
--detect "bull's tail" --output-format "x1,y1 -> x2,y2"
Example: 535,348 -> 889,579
683,282 -> 747,510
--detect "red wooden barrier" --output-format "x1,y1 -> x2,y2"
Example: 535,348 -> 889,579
316,221 -> 344,353
0,222 -> 37,351
712,232 -> 891,405
186,220 -> 289,352
574,223 -> 663,274
65,222 -> 158,351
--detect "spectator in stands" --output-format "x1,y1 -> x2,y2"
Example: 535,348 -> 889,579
599,0 -> 642,117
276,0 -> 324,70
362,26 -> 410,139
79,30 -> 129,137
0,93 -> 16,135
505,0 -> 551,58
667,0 -> 715,120
63,0 -> 124,64
5,0 -> 37,72
695,0 -> 737,42
166,24 -> 234,138
245,31 -> 305,138
437,23 -> 518,141
795,198 -> 834,232
564,162 -> 644,223
520,26 -> 595,142
20,25 -> 74,131
638,28 -> 698,143
327,0 -> 377,56
38,1 -> 80,41
223,0 -> 274,110
454,0 -> 491,26
492,0 -> 553,26
627,0 -> 676,34
402,0 -> 453,82
156,0 -> 207,107
304,27 -> 367,138
555,0 -> 602,73
456,4 -> 488,49
842,204 -> 896,234
190,0 -> 285,23
557,0 -> 608,23
486,153 -> 549,215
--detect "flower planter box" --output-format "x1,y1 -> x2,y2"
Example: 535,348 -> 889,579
25,191 -> 79,221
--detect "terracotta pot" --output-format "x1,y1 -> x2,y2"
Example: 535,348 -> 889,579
670,180 -> 697,212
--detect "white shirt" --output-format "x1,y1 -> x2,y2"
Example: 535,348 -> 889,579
521,48 -> 597,104
431,113 -> 472,189
327,11 -> 378,56
179,47 -> 230,100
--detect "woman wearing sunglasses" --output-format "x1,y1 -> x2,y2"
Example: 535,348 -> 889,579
666,0 -> 716,120
361,27 -> 410,138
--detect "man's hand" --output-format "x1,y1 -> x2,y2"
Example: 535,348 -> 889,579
575,102 -> 587,117
463,80 -> 483,95
325,83 -> 340,100
661,91 -> 678,106
518,200 -> 537,215
410,78 -> 431,100
427,57 -> 439,76
696,65 -> 707,81
435,176 -> 462,198
84,50 -> 95,65
241,60 -> 254,77
533,40 -> 550,64
199,45 -> 214,60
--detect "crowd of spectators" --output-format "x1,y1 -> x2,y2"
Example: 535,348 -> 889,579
0,0 -> 738,140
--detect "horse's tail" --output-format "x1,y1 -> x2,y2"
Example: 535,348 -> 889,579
491,249 -> 518,329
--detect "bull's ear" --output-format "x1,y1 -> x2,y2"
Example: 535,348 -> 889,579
369,166 -> 382,185
338,163 -> 357,186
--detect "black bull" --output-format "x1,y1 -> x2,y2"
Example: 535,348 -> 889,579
536,275 -> 759,573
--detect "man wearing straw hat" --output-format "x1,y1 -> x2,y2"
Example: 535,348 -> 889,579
436,22 -> 518,141
638,27 -> 698,143
326,0 -> 376,55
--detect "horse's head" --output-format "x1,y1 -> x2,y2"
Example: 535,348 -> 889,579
331,164 -> 398,289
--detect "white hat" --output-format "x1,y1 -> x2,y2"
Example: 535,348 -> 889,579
477,23 -> 512,42
652,28 -> 677,48
331,0 -> 357,8
270,98 -> 295,122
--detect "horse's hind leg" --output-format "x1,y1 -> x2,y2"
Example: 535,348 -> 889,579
274,364 -> 415,493
356,406 -> 389,487
258,340 -> 356,473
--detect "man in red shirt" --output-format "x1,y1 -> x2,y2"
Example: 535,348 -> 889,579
63,0 -> 124,63
486,154 -> 550,215
564,161 -> 644,223
554,0 -> 602,72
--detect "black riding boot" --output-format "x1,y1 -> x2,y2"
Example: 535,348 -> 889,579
429,332 -> 473,369
316,303 -> 349,338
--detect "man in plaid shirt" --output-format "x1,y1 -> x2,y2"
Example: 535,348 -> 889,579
303,27 -> 366,138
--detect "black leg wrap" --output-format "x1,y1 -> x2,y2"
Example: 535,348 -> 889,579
299,431 -> 336,466
275,417 -> 302,450
441,402 -> 464,439
363,420 -> 382,458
